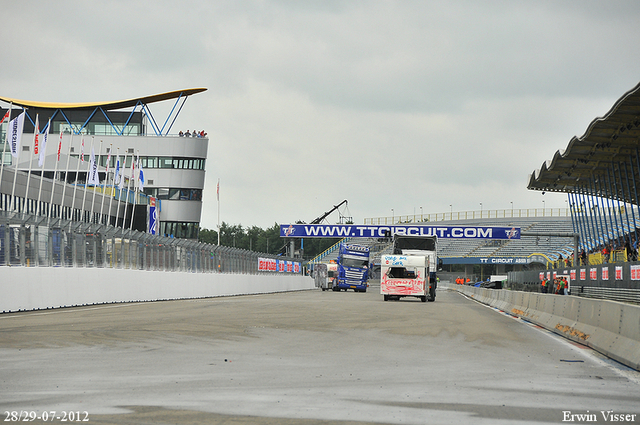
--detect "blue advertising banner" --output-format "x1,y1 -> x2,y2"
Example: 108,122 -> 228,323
441,257 -> 531,265
148,197 -> 157,235
280,224 -> 520,239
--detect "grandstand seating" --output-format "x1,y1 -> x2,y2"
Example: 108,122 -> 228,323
309,216 -> 584,265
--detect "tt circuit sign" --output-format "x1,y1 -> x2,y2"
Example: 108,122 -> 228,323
279,224 -> 520,240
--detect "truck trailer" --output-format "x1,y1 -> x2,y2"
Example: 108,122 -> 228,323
381,235 -> 438,302
313,262 -> 338,291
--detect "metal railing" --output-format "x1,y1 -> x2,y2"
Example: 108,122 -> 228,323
364,208 -> 571,225
0,211 -> 301,274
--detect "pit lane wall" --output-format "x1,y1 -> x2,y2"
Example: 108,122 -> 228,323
0,267 -> 315,313
445,283 -> 640,371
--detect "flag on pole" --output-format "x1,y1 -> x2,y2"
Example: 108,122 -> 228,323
105,147 -> 112,175
0,109 -> 9,125
138,158 -> 144,191
80,136 -> 85,161
130,153 -> 135,183
87,146 -> 100,186
38,119 -> 51,167
118,155 -> 125,190
33,115 -> 40,156
114,154 -> 120,186
56,128 -> 63,161
8,111 -> 25,158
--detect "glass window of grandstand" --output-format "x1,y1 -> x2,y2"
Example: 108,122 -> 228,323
157,188 -> 169,199
143,188 -> 157,198
59,123 -> 88,135
143,157 -> 205,170
92,123 -> 141,136
142,156 -> 158,168
161,222 -> 199,239
160,157 -> 173,168
152,188 -> 202,201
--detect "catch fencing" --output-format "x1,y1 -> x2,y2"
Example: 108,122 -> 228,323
0,211 -> 301,275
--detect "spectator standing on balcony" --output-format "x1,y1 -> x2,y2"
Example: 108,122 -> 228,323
580,249 -> 587,266
603,244 -> 610,263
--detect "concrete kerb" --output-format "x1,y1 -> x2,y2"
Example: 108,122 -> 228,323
447,285 -> 640,371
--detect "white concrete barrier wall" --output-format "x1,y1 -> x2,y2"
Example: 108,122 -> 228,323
0,267 -> 315,313
445,284 -> 640,371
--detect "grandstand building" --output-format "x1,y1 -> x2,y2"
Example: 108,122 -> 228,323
528,81 -> 640,257
0,89 -> 207,239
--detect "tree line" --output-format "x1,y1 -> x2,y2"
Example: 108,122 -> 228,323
199,222 -> 340,260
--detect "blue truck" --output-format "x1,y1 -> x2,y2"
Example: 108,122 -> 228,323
334,243 -> 370,292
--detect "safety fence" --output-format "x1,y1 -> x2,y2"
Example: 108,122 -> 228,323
0,211 -> 301,275
507,265 -> 640,304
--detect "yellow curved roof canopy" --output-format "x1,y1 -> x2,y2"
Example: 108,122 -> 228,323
0,88 -> 207,110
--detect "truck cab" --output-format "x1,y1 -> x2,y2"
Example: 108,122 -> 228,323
335,243 -> 370,292
381,235 -> 438,302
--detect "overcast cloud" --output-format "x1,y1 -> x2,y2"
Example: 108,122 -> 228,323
3,1 -> 640,228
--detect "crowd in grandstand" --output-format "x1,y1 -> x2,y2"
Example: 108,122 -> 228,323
556,231 -> 639,267
178,130 -> 207,138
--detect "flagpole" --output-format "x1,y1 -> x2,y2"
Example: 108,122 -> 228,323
116,151 -> 126,228
217,178 -> 220,245
108,147 -> 119,227
0,103 -> 13,206
121,152 -> 132,231
9,110 -> 26,213
129,151 -> 139,231
36,118 -> 51,217
70,135 -> 84,221
99,144 -> 112,225
80,136 -> 94,224
47,127 -> 64,224
59,133 -> 74,220
24,114 -> 39,214
89,140 -> 102,224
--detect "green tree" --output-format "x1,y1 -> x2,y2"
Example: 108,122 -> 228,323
199,222 -> 342,260
199,228 -> 218,245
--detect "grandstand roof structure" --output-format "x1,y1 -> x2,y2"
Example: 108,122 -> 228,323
0,88 -> 207,111
528,81 -> 640,204
0,88 -> 207,136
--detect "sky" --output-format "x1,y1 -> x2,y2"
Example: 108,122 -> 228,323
3,0 -> 640,229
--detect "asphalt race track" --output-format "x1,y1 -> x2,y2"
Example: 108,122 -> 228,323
1,286 -> 639,425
